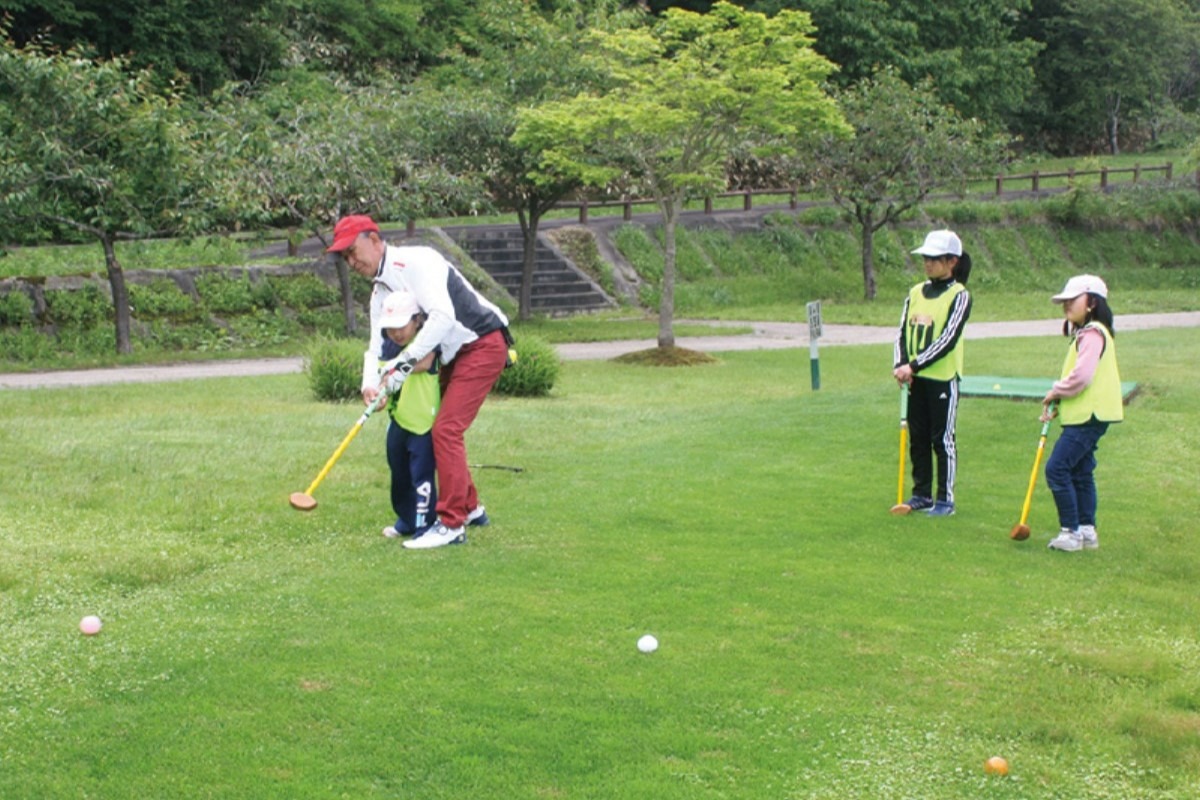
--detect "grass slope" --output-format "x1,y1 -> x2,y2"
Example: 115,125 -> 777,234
1,330 -> 1199,798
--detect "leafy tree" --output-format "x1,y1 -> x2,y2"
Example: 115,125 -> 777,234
0,0 -> 477,93
0,0 -> 290,93
516,1 -> 845,349
648,0 -> 1041,132
412,0 -> 636,321
1027,0 -> 1198,154
207,74 -> 481,333
0,34 -> 226,353
797,70 -> 1005,300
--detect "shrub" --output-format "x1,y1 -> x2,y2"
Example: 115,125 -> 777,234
492,334 -> 559,397
196,272 -> 260,314
0,289 -> 34,326
272,273 -> 338,310
0,326 -> 55,362
44,284 -> 110,327
305,336 -> 363,402
129,278 -> 198,320
791,205 -> 845,226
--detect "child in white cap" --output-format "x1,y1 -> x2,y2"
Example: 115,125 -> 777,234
377,290 -> 440,540
1041,275 -> 1123,552
892,230 -> 973,516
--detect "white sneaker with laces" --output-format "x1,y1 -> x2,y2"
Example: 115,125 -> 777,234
402,521 -> 466,550
1048,528 -> 1083,552
1078,525 -> 1099,550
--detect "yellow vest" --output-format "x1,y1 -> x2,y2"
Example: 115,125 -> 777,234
904,282 -> 966,381
388,371 -> 440,434
1059,323 -> 1123,425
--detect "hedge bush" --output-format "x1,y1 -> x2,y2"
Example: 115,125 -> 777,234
304,336 -> 364,402
493,334 -> 559,397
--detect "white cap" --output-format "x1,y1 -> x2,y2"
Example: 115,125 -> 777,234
1051,274 -> 1108,303
379,290 -> 421,329
911,230 -> 962,257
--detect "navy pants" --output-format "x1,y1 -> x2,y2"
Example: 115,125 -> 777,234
907,376 -> 959,503
386,422 -> 437,535
1044,421 -> 1108,530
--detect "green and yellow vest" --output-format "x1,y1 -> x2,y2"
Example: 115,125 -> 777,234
904,282 -> 966,381
388,370 -> 440,434
1059,322 -> 1123,425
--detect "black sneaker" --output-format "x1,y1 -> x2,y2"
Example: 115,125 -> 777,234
904,496 -> 935,512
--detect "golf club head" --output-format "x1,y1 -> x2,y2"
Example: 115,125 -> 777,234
889,503 -> 912,516
289,492 -> 318,512
1010,523 -> 1031,541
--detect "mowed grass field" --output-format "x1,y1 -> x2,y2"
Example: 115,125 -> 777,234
2,329 -> 1199,799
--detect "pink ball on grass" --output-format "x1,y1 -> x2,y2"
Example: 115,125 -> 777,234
79,615 -> 102,636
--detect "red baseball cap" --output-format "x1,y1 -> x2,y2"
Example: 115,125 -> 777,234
327,215 -> 379,253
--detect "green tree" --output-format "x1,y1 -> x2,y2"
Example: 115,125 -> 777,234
0,35 -> 225,353
797,70 -> 1005,300
516,1 -> 845,350
660,0 -> 1042,132
411,0 -> 635,321
1029,0 -> 1197,154
208,73 -> 480,334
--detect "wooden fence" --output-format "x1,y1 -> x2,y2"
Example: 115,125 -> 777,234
550,162 -> 1179,225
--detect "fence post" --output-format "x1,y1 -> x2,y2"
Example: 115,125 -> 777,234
623,199 -> 632,221
743,191 -> 753,211
790,190 -> 798,209
406,219 -> 416,237
995,175 -> 1003,196
1166,162 -> 1174,181
1100,167 -> 1108,190
1133,163 -> 1141,183
1032,171 -> 1040,194
1067,168 -> 1075,187
704,196 -> 713,214
579,200 -> 588,224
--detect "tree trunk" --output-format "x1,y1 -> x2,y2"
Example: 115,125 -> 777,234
336,256 -> 356,335
658,199 -> 679,349
518,204 -> 537,322
100,235 -> 133,354
1107,94 -> 1122,156
859,208 -> 878,301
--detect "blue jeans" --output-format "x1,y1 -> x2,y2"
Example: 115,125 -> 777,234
1044,421 -> 1109,530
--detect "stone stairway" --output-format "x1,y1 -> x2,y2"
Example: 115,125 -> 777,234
446,226 -> 614,315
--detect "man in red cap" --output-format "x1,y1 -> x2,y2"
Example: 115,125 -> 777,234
327,215 -> 511,550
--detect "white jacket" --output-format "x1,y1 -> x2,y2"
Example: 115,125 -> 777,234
362,245 -> 509,390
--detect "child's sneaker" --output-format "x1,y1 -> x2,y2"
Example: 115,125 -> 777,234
382,523 -> 411,539
1078,525 -> 1099,550
1048,528 -> 1083,552
467,505 -> 490,527
927,501 -> 955,517
904,496 -> 935,512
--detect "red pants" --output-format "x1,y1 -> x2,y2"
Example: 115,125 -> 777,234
434,329 -> 508,527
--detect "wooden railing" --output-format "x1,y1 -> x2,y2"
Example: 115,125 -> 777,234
548,162 -> 1178,225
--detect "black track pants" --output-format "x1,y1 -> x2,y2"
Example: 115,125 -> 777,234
907,376 -> 959,503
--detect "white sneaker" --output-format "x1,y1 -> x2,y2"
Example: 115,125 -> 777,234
1048,528 -> 1083,552
402,521 -> 466,550
1078,525 -> 1099,550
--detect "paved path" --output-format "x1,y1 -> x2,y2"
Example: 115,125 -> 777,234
2,312 -> 1197,391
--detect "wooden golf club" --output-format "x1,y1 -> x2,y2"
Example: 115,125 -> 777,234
289,392 -> 388,511
1010,414 -> 1053,540
889,386 -> 911,515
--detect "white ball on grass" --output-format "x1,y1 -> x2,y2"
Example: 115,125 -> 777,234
637,634 -> 658,653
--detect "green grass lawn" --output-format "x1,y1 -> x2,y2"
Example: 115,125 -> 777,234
2,328 -> 1198,798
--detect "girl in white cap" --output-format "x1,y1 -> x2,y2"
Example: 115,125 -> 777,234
1041,275 -> 1123,552
892,229 -> 973,516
